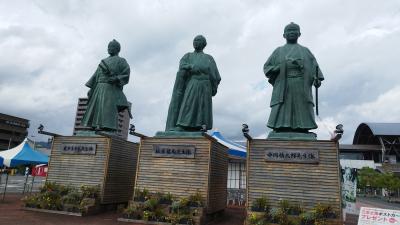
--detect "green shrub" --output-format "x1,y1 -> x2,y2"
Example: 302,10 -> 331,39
279,199 -> 290,213
144,198 -> 159,211
61,189 -> 82,205
80,185 -> 99,198
22,195 -> 40,208
289,202 -> 303,215
123,204 -> 144,220
314,203 -> 336,219
188,191 -> 203,207
300,211 -> 315,225
251,196 -> 270,212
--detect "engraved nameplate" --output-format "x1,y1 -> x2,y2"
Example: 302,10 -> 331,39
265,148 -> 319,164
152,145 -> 196,159
61,143 -> 96,155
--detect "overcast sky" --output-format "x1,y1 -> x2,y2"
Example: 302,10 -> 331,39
1,0 -> 400,144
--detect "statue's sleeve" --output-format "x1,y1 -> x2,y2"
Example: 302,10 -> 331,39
307,48 -> 324,81
165,54 -> 190,131
86,68 -> 99,88
179,53 -> 191,71
263,48 -> 280,84
116,58 -> 130,87
85,67 -> 100,98
208,55 -> 221,96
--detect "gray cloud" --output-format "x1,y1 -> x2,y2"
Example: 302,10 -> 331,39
1,0 -> 400,144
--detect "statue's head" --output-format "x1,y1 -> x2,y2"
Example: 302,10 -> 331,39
108,39 -> 121,56
193,35 -> 207,51
283,22 -> 301,43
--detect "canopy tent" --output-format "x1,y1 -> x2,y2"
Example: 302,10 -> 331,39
211,131 -> 247,158
0,156 -> 3,167
0,138 -> 49,167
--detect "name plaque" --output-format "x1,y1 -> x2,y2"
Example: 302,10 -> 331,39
265,148 -> 319,164
61,143 -> 96,155
152,145 -> 196,159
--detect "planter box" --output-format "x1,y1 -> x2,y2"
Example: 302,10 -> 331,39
46,136 -> 139,205
246,140 -> 342,214
23,207 -> 83,216
134,136 -> 228,214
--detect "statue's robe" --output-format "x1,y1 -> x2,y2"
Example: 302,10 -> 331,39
165,51 -> 220,131
82,55 -> 131,130
263,43 -> 324,131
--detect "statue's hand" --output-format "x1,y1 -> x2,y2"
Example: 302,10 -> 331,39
181,64 -> 192,71
190,64 -> 201,74
108,76 -> 118,84
314,79 -> 322,88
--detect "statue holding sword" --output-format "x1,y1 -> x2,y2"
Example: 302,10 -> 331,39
263,22 -> 324,140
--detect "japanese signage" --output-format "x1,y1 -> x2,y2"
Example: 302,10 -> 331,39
341,166 -> 358,214
61,143 -> 96,155
264,148 -> 319,164
152,145 -> 196,159
358,207 -> 400,225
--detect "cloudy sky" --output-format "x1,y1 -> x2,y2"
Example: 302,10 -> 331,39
1,0 -> 400,144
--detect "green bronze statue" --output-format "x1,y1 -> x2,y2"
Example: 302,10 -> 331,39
160,35 -> 221,136
264,22 -> 324,140
81,39 -> 132,132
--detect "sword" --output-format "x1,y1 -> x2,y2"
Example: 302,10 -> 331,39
315,66 -> 319,116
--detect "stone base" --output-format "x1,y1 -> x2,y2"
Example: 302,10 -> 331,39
267,130 -> 317,140
47,136 -> 138,204
247,139 -> 341,215
134,136 -> 228,214
155,130 -> 204,138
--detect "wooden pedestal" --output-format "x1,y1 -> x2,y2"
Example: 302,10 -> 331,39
246,140 -> 342,221
134,136 -> 228,214
47,136 -> 139,204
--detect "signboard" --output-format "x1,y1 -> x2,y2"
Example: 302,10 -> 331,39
265,148 -> 319,164
341,166 -> 358,214
358,207 -> 400,225
61,143 -> 96,155
152,145 -> 196,159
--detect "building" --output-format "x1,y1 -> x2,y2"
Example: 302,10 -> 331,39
72,98 -> 131,140
0,113 -> 29,150
340,122 -> 400,174
211,131 -> 247,206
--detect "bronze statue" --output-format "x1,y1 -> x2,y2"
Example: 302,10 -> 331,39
81,39 -> 132,132
263,22 -> 324,140
163,35 -> 221,134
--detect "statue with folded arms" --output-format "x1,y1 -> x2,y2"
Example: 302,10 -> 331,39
81,39 -> 132,133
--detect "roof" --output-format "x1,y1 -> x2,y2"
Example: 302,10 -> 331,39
211,131 -> 246,158
363,123 -> 400,136
0,138 -> 48,167
353,122 -> 400,144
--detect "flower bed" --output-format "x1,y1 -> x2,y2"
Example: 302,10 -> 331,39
120,190 -> 205,225
22,182 -> 100,216
246,197 -> 341,225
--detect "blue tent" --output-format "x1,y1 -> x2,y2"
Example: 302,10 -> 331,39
0,138 -> 48,167
0,156 -> 3,167
211,131 -> 247,158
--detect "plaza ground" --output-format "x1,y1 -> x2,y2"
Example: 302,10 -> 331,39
0,175 -> 399,225
0,194 -> 400,225
0,193 -> 245,225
